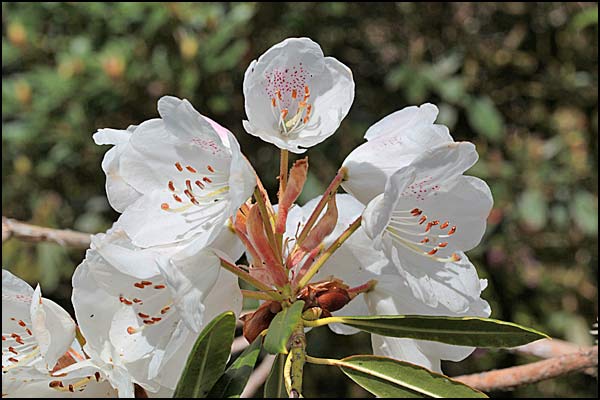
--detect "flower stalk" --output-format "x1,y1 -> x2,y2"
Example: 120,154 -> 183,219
219,258 -> 277,294
287,320 -> 307,398
296,167 -> 347,247
296,215 -> 362,290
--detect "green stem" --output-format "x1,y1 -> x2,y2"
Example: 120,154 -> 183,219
219,258 -> 275,294
305,355 -> 339,366
241,289 -> 284,301
302,316 -> 342,328
296,167 -> 347,247
296,216 -> 362,289
287,321 -> 307,398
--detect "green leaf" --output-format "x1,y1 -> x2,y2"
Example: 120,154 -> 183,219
264,354 -> 287,398
207,336 -> 263,398
571,5 -> 598,30
467,96 -> 504,142
571,191 -> 598,236
518,189 -> 548,231
264,300 -> 305,354
174,312 -> 236,398
338,355 -> 487,398
336,315 -> 548,348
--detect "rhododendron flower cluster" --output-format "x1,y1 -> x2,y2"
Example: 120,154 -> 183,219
3,37 -> 494,398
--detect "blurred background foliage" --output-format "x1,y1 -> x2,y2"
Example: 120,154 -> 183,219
2,2 -> 597,397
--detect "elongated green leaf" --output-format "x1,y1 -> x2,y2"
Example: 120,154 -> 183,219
207,336 -> 262,398
337,315 -> 548,348
264,300 -> 305,354
174,312 -> 236,398
264,353 -> 287,398
338,355 -> 487,398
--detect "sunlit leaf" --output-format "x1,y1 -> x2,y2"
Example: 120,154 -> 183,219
336,315 -> 548,348
338,355 -> 487,398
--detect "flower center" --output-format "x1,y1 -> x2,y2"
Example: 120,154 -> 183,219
2,317 -> 39,372
120,279 -> 173,335
265,64 -> 314,136
160,162 -> 229,212
385,207 -> 461,263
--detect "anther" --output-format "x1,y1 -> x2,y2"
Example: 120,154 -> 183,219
195,180 -> 205,189
207,165 -> 215,173
418,216 -> 427,225
161,203 -> 169,210
420,237 -> 430,244
134,282 -> 144,289
440,221 -> 449,229
168,181 -> 175,191
203,177 -> 212,183
173,194 -> 183,203
186,165 -> 197,173
281,109 -> 289,120
448,226 -> 457,235
427,248 -> 439,255
138,313 -> 149,319
126,327 -> 136,335
438,242 -> 448,248
292,89 -> 297,99
175,162 -> 183,172
154,284 -> 166,289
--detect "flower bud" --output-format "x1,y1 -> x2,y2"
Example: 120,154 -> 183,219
241,301 -> 282,343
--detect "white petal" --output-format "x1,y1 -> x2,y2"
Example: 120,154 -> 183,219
342,104 -> 453,204
243,37 -> 354,153
371,334 -> 440,372
117,189 -> 229,248
364,103 -> 449,141
30,286 -> 76,369
157,246 -> 221,332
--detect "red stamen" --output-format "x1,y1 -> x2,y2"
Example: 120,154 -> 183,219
175,162 -> 183,172
168,181 -> 175,191
186,165 -> 197,173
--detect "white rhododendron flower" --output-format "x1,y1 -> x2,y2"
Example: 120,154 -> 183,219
72,227 -> 243,395
2,269 -> 116,398
94,96 -> 256,249
243,37 -> 354,153
285,195 -> 490,372
342,103 -> 454,205
360,142 -> 493,306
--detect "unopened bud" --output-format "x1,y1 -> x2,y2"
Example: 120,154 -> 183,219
316,288 -> 351,313
241,301 -> 282,343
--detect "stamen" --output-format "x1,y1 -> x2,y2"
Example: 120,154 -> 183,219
195,180 -> 205,189
173,194 -> 183,203
168,181 -> 175,191
281,109 -> 289,120
438,242 -> 448,248
207,165 -> 215,173
175,162 -> 183,172
203,177 -> 212,183
440,221 -> 449,229
418,216 -> 427,225
448,226 -> 457,235
186,165 -> 197,173
161,203 -> 170,210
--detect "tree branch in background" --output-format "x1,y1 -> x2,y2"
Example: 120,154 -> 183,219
2,216 -> 91,248
455,345 -> 598,391
241,354 -> 276,398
